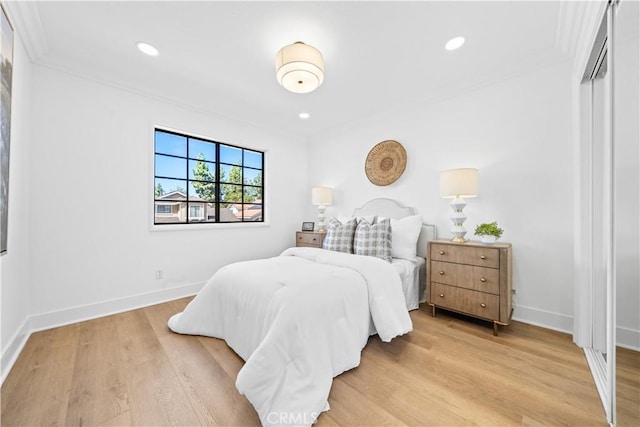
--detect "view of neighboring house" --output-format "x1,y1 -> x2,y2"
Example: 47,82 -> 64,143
155,191 -> 262,223
228,200 -> 263,222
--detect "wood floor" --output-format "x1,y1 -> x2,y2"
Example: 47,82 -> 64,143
2,297 -> 638,426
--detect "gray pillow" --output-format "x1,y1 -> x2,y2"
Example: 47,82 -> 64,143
353,218 -> 392,262
322,217 -> 357,253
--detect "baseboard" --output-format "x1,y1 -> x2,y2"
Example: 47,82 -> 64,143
512,304 -> 574,334
1,317 -> 31,385
617,325 -> 640,351
513,305 -> 640,351
1,281 -> 204,385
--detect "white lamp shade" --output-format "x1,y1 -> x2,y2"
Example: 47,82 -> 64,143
276,42 -> 324,94
312,187 -> 333,205
440,168 -> 479,198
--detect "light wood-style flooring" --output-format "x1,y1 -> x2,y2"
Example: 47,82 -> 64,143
2,297 -> 638,426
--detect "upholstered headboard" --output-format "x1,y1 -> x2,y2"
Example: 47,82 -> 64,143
352,198 -> 436,258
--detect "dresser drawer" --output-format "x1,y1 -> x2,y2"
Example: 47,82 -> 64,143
296,232 -> 324,247
431,260 -> 500,294
430,243 -> 499,268
432,282 -> 500,320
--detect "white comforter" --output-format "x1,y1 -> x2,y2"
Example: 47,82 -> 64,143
168,247 -> 412,426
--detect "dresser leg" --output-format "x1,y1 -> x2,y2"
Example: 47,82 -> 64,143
427,303 -> 436,317
493,322 -> 499,336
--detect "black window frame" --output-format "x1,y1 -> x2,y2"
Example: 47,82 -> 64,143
153,128 -> 264,225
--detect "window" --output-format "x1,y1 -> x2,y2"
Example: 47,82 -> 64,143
156,205 -> 172,214
153,129 -> 264,224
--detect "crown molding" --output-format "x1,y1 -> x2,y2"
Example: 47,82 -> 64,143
3,0 -> 48,62
556,0 -> 607,59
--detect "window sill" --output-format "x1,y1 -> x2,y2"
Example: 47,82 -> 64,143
150,221 -> 270,232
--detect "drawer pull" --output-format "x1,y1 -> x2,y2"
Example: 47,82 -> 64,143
439,293 -> 445,298
480,303 -> 487,308
481,255 -> 487,260
312,238 -> 316,241
439,271 -> 445,275
480,277 -> 487,282
298,237 -> 302,240
439,251 -> 445,255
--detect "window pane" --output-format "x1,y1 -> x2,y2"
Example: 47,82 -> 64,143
221,184 -> 242,202
204,203 -> 216,222
154,178 -> 187,198
244,186 -> 262,203
188,138 -> 216,161
188,182 -> 216,202
244,204 -> 263,221
155,131 -> 187,157
188,204 -> 206,222
244,150 -> 262,169
154,201 -> 186,224
155,154 -> 186,179
220,203 -> 242,222
220,145 -> 242,165
243,168 -> 262,185
221,164 -> 242,184
189,159 -> 216,181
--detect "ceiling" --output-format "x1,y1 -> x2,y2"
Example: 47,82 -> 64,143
7,1 -> 579,138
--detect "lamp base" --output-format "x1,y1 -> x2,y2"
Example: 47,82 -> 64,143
449,197 -> 469,243
317,204 -> 327,233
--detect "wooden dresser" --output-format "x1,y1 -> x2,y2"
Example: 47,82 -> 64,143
427,240 -> 512,335
295,231 -> 325,248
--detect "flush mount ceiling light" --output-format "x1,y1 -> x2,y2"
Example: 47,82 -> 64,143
445,36 -> 466,51
136,41 -> 159,56
276,41 -> 324,94
299,112 -> 310,119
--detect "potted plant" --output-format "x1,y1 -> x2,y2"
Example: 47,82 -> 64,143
474,221 -> 504,245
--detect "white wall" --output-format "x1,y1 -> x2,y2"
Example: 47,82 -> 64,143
1,27 -> 33,379
23,66 -> 308,327
307,61 -> 575,332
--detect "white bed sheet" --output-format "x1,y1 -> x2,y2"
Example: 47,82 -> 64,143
392,256 -> 426,310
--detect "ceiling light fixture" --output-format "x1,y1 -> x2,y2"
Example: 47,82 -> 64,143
445,36 -> 465,51
299,112 -> 310,119
136,42 -> 159,56
276,41 -> 324,94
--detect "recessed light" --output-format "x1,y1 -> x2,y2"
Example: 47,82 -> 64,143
299,112 -> 310,119
136,42 -> 159,56
445,36 -> 465,51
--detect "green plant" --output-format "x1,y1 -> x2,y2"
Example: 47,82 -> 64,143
474,221 -> 504,238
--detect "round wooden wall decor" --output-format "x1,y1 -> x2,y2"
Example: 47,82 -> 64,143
364,140 -> 407,186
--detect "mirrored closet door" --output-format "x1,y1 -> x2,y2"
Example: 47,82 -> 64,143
577,0 -> 639,425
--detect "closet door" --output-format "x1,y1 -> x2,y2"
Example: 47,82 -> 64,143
578,2 -> 615,423
613,0 -> 640,423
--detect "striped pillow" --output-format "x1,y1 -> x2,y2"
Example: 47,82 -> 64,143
322,217 -> 357,253
353,218 -> 392,262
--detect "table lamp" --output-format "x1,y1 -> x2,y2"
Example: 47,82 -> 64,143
312,187 -> 333,232
440,168 -> 478,243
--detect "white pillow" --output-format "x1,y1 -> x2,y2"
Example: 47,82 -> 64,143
388,215 -> 422,260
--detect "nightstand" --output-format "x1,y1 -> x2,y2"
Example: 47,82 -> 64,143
427,240 -> 512,335
296,231 -> 325,248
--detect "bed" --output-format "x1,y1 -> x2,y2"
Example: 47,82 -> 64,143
168,198 -> 435,426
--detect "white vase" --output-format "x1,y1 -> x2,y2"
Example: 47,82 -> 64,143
479,235 -> 497,245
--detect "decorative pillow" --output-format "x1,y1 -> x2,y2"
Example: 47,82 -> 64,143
354,218 -> 392,262
388,215 -> 422,259
322,217 -> 357,253
337,215 -> 376,225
